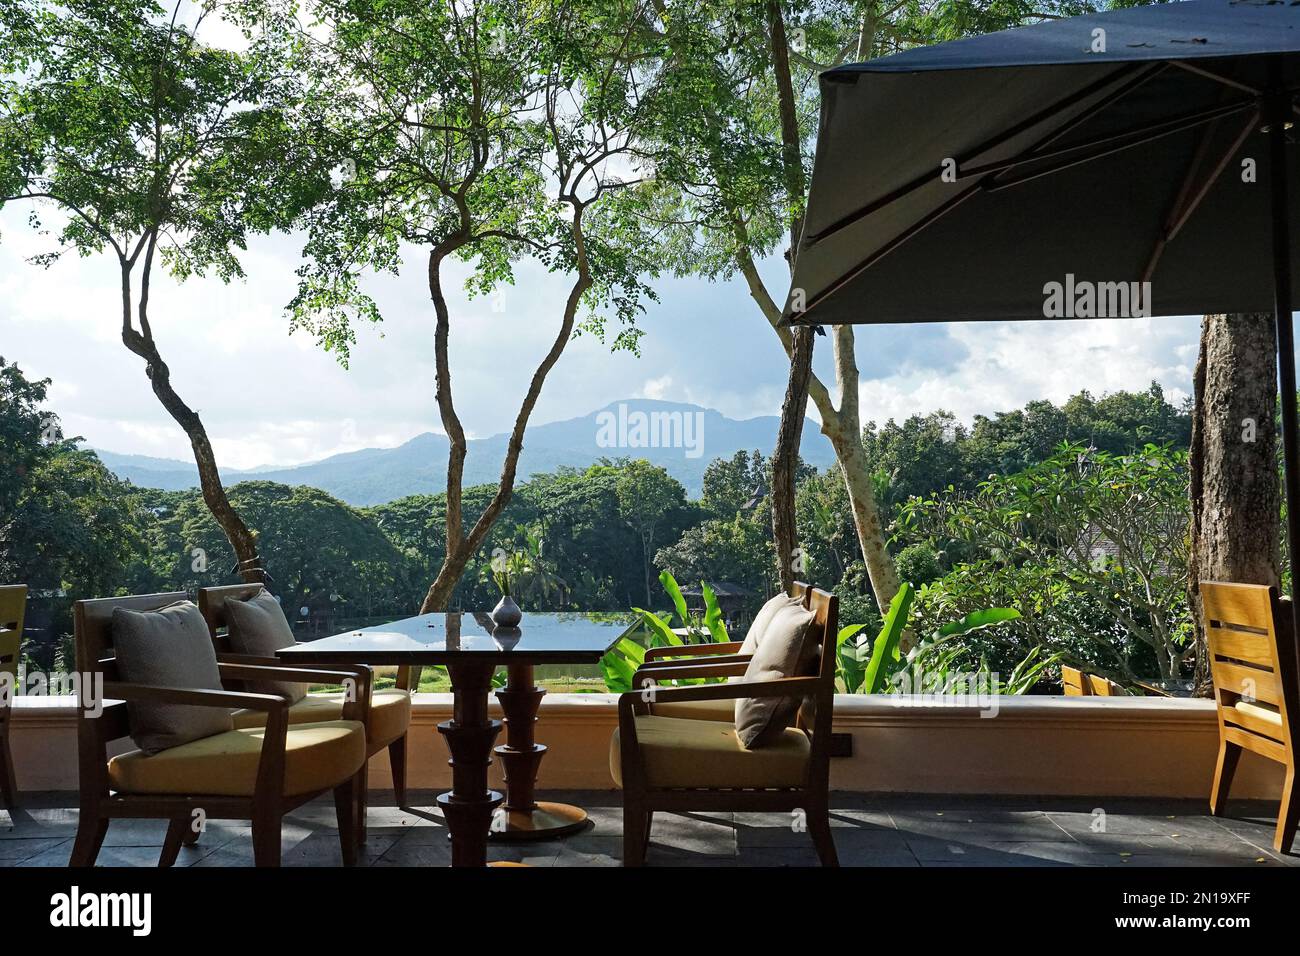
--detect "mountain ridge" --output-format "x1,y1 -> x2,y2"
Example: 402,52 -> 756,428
94,399 -> 836,505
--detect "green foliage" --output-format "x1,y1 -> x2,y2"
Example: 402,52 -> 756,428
863,384 -> 1192,515
1,0 -> 323,281
860,582 -> 913,694
177,481 -> 407,617
900,443 -> 1192,682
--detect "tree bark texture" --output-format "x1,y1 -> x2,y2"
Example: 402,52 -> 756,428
1187,312 -> 1281,688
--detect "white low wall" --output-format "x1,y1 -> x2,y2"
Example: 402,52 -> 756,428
5,693 -> 1285,800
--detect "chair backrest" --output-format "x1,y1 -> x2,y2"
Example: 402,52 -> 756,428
73,591 -> 189,746
790,581 -> 839,747
1200,581 -> 1297,761
0,585 -> 27,684
1062,665 -> 1123,696
196,583 -> 266,649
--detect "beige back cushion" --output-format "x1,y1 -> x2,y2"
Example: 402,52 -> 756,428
225,590 -> 308,703
112,601 -> 234,755
729,593 -> 801,684
734,601 -> 816,748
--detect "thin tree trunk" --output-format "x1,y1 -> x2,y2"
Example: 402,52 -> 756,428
1187,312 -> 1281,691
119,253 -> 262,583
774,326 -> 814,590
767,0 -> 813,591
419,220 -> 593,614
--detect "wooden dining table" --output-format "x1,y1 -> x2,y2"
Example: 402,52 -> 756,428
277,610 -> 632,867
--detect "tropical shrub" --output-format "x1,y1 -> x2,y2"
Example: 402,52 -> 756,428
898,443 -> 1192,682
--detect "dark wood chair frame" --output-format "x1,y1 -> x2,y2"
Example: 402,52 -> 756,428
72,591 -> 370,867
197,583 -> 415,841
616,582 -> 838,867
1201,581 -> 1300,854
0,584 -> 27,811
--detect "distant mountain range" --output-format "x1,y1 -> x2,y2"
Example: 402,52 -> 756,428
94,399 -> 836,506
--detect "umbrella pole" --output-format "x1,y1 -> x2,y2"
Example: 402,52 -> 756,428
1267,98 -> 1300,640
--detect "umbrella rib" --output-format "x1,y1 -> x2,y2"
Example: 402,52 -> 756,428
1168,59 -> 1259,96
1142,108 -> 1260,284
800,63 -> 1147,248
982,98 -> 1256,193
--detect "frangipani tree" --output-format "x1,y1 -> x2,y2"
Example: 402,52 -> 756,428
268,0 -> 664,611
0,0 -> 326,581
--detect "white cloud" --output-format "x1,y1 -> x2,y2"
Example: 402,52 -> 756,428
2,198 -> 1215,472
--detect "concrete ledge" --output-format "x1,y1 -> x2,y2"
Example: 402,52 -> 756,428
5,693 -> 1285,800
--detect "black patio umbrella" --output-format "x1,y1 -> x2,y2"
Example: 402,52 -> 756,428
785,0 -> 1300,634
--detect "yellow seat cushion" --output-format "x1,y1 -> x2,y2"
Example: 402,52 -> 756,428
1233,699 -> 1283,728
610,715 -> 810,790
108,720 -> 366,797
231,688 -> 411,750
650,698 -> 736,722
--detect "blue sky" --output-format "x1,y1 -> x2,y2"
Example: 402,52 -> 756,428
0,204 -> 1206,470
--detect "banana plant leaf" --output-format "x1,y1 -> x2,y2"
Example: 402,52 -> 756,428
862,582 -> 914,694
660,570 -> 691,630
700,581 -> 730,644
632,608 -> 684,648
600,638 -> 643,693
835,623 -> 869,692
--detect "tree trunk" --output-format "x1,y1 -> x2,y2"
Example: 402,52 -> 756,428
119,255 -> 263,583
418,218 -> 592,615
1187,312 -> 1281,689
766,0 -> 813,593
773,325 -> 815,590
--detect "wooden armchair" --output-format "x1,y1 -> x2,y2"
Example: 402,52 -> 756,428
198,584 -> 415,830
73,592 -> 369,867
611,583 -> 838,866
0,585 -> 26,810
1200,581 -> 1299,853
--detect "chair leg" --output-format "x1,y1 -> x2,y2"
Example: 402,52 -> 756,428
1210,740 -> 1242,817
69,815 -> 108,867
0,721 -> 18,811
159,818 -> 188,868
623,798 -> 647,867
808,804 -> 839,867
334,776 -> 359,867
356,764 -> 369,846
642,811 -> 653,857
1275,766 -> 1299,855
251,810 -> 282,868
388,736 -> 408,809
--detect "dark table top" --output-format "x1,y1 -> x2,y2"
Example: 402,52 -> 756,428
276,610 -> 636,666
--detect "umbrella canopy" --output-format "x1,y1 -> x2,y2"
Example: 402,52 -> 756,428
784,0 -> 1300,655
786,0 -> 1300,325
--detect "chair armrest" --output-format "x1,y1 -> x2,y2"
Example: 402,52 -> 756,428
643,642 -> 745,661
634,660 -> 750,684
102,682 -> 289,713
618,676 -> 819,718
217,663 -> 372,721
216,652 -> 282,666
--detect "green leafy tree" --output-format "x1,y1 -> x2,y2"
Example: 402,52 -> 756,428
701,450 -> 768,520
176,481 -> 406,619
899,444 -> 1192,682
655,514 -> 775,600
0,0 -> 325,582
615,459 -> 688,604
268,0 -> 664,613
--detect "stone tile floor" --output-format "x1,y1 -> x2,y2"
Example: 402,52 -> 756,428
2,790 -> 1296,867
